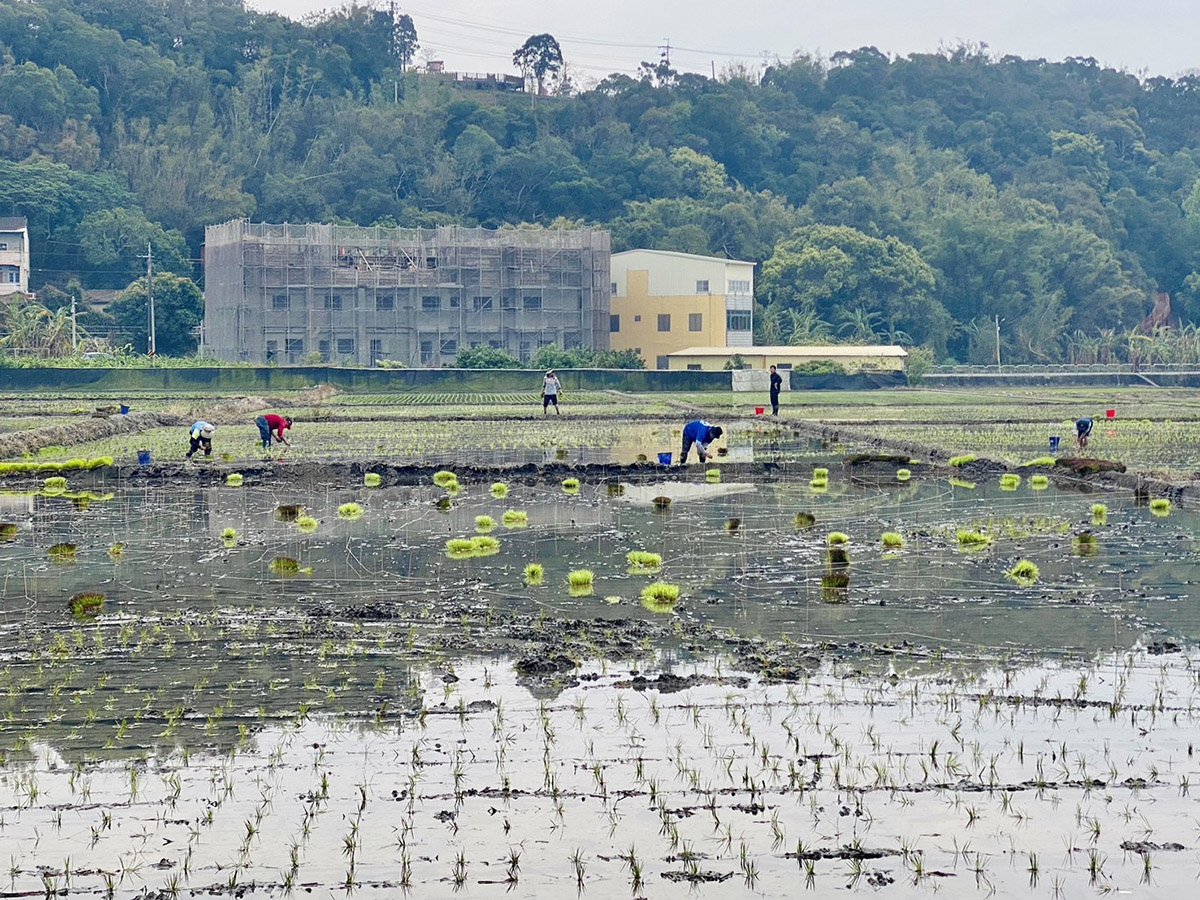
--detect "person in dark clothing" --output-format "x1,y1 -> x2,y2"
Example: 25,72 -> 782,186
679,420 -> 723,464
256,414 -> 293,450
769,365 -> 782,416
186,421 -> 215,460
1075,417 -> 1094,450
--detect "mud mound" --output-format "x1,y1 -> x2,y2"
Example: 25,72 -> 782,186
0,411 -> 180,459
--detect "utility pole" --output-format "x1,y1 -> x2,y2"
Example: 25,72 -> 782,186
145,241 -> 156,356
70,291 -> 77,351
995,314 -> 1001,368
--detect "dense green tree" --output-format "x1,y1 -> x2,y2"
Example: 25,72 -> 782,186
454,346 -> 521,368
108,273 -> 203,356
513,34 -> 563,95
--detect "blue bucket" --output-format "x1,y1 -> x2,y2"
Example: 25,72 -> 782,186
119,405 -> 130,415
1049,436 -> 1061,453
136,450 -> 151,466
657,452 -> 672,465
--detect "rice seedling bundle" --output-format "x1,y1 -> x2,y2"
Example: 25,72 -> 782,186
640,581 -> 681,613
1007,559 -> 1040,587
337,502 -> 364,520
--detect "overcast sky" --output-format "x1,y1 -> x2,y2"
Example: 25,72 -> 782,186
247,0 -> 1199,84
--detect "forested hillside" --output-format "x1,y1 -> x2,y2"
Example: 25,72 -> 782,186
2,0 -> 1200,362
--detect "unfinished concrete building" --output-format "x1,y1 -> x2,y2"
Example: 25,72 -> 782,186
203,221 -> 611,366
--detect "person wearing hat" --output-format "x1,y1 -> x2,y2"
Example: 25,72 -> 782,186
186,421 -> 216,460
541,370 -> 562,415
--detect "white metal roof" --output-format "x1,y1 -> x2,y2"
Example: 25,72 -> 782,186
612,249 -> 755,267
669,345 -> 909,357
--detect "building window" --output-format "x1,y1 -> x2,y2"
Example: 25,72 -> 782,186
634,315 -> 642,323
564,333 -> 581,349
687,364 -> 702,371
325,292 -> 343,310
319,340 -> 330,362
272,294 -> 289,310
425,256 -> 438,269
449,296 -> 460,309
727,310 -> 752,331
266,340 -> 278,361
522,296 -> 542,310
501,295 -> 518,310
0,243 -> 8,251
696,280 -> 710,294
422,295 -> 439,311
377,294 -> 395,311
473,296 -> 493,311
370,339 -> 383,363
657,314 -> 671,332
285,338 -> 304,357
611,281 -> 618,294
689,313 -> 702,332
610,314 -> 620,333
337,338 -> 355,355
488,339 -> 502,349
420,340 -> 434,365
777,363 -> 793,370
729,279 -> 751,293
656,355 -> 670,370
440,339 -> 457,355
519,341 -> 531,362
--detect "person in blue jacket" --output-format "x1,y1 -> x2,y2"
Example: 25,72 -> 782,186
1075,417 -> 1094,450
679,420 -> 723,464
186,421 -> 215,460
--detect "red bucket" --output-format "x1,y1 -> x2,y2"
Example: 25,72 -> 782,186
1106,409 -> 1116,419
754,407 -> 765,416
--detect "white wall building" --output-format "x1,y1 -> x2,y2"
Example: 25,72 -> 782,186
0,218 -> 30,296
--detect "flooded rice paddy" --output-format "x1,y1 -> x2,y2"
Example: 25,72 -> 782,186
2,461 -> 1200,896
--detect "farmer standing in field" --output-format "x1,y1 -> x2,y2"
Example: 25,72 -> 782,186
769,365 -> 782,416
1075,417 -> 1094,451
679,420 -> 724,464
185,421 -> 215,460
255,413 -> 293,450
542,370 -> 562,415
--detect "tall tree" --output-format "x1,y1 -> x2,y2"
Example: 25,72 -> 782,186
513,33 -> 563,96
391,12 -> 418,71
108,273 -> 203,356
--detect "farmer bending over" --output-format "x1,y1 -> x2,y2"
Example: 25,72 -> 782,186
679,420 -> 723,464
256,413 -> 292,450
186,421 -> 215,460
1075,417 -> 1094,451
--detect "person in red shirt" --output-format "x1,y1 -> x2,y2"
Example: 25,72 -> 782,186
255,414 -> 293,449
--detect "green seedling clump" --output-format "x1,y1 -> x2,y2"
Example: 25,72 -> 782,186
1074,532 -> 1098,556
567,569 -> 595,588
881,531 -> 904,548
107,542 -> 125,560
606,483 -> 625,498
69,592 -> 105,620
490,482 -> 509,499
627,550 -> 663,574
1007,559 -> 1040,587
475,515 -> 497,533
794,512 -> 815,530
896,468 -> 911,482
502,509 -> 528,527
270,556 -> 312,576
1030,475 -> 1050,490
826,532 -> 850,546
471,535 -> 500,557
296,515 -> 319,534
640,581 -> 681,613
562,477 -> 581,495
948,454 -> 977,467
275,504 -> 303,522
226,473 -> 244,487
999,473 -> 1021,491
337,502 -> 364,520
42,476 -> 68,495
445,480 -> 462,497
1023,456 -> 1057,467
446,538 -> 477,559
725,517 -> 741,533
812,467 -> 829,479
1091,503 -> 1108,525
705,468 -> 721,483
949,478 -> 976,490
1150,498 -> 1172,516
956,528 -> 993,550
220,527 -> 238,543
0,523 -> 17,542
435,496 -> 453,511
48,542 -> 77,562
604,595 -> 621,605
364,472 -> 383,488
523,562 -> 545,585
433,470 -> 458,489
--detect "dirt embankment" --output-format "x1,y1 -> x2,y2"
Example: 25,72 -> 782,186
0,411 -> 182,459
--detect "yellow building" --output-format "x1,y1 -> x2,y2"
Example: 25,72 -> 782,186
609,250 -> 754,369
666,345 -> 908,372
